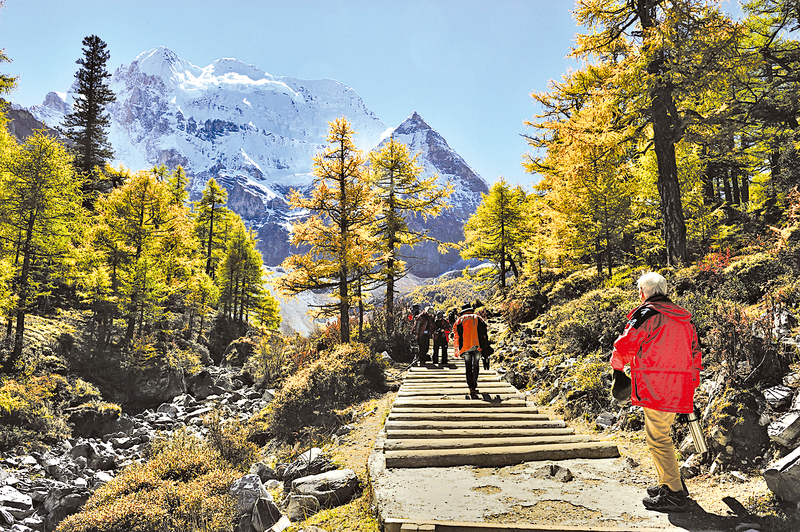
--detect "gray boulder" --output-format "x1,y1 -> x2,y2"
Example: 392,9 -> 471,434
0,486 -> 32,511
251,497 -> 282,531
763,445 -> 800,502
290,469 -> 359,508
43,486 -> 90,532
249,462 -> 277,483
281,448 -> 335,485
286,494 -> 322,521
230,474 -> 268,514
187,370 -> 225,400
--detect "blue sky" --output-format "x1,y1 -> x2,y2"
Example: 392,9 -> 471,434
1,0 -> 742,190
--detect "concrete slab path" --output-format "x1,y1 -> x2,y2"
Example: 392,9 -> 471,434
369,358 -> 715,531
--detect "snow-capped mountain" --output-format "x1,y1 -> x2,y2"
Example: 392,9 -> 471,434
26,47 -> 488,278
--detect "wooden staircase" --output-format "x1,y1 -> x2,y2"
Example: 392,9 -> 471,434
383,357 -> 619,468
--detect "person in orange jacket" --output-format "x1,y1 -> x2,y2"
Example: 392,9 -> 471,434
452,303 -> 490,396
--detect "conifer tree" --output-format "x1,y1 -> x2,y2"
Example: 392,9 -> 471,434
193,178 -> 232,278
461,178 -> 528,289
528,0 -> 739,266
217,219 -> 265,322
93,170 -> 172,342
0,43 -> 17,101
60,35 -> 116,203
0,131 -> 82,371
367,137 -> 452,337
279,117 -> 379,343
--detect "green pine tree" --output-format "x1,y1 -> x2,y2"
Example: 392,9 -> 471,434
193,178 -> 232,278
60,35 -> 116,203
461,178 -> 529,290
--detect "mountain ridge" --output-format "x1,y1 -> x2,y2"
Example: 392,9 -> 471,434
23,47 -> 488,282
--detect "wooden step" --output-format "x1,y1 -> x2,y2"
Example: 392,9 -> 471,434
398,389 -> 520,396
387,412 -> 549,422
393,398 -> 527,408
386,427 -> 575,439
385,419 -> 565,431
385,442 -> 621,468
391,406 -> 538,415
383,434 -> 593,451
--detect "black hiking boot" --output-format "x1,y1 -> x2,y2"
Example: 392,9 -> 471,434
642,485 -> 688,512
647,478 -> 688,497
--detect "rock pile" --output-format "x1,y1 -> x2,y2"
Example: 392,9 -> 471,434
0,365 -> 356,532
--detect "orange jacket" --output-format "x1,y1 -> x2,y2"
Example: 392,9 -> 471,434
452,313 -> 487,356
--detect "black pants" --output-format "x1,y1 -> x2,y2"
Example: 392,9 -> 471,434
432,339 -> 448,364
418,334 -> 431,361
463,349 -> 480,391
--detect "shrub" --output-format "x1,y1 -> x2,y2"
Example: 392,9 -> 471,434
263,342 -> 387,442
361,304 -> 416,362
543,288 -> 636,355
0,375 -> 72,452
58,429 -> 240,532
204,408 -> 259,471
244,333 -> 295,388
702,298 -> 794,387
721,252 -> 787,304
546,269 -> 604,305
499,295 -> 547,329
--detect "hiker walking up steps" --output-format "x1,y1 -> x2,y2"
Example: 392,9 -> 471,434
432,310 -> 451,366
413,306 -> 435,364
453,302 -> 490,397
611,271 -> 703,513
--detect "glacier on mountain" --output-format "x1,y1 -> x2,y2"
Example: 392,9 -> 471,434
26,46 -> 488,282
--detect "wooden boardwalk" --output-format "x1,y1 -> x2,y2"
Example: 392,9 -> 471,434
383,357 -> 619,468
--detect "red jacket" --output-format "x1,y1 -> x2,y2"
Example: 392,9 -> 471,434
611,296 -> 702,413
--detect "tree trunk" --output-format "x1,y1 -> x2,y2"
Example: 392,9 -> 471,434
651,92 -> 688,266
9,215 -> 37,371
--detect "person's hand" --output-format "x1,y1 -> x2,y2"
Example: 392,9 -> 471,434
611,369 -> 631,402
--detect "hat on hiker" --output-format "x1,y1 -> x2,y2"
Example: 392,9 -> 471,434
460,303 -> 473,314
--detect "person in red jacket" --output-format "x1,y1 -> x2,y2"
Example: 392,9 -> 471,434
611,272 -> 702,513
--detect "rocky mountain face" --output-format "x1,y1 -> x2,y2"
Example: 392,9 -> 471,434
25,47 -> 488,278
3,100 -> 61,142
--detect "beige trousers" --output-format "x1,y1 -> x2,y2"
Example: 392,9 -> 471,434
643,407 -> 682,492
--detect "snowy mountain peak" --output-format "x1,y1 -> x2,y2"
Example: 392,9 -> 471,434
129,46 -> 201,85
24,49 -> 487,282
383,111 -> 486,214
209,57 -> 269,82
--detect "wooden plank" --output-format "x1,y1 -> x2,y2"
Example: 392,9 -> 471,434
385,442 -> 621,468
385,420 -> 566,431
384,434 -> 593,451
387,412 -> 549,422
386,427 -> 575,439
392,399 -> 527,408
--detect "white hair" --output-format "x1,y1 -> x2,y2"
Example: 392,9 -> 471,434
638,272 -> 667,298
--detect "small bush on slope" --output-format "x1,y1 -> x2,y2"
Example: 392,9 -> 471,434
57,429 -> 239,532
261,342 -> 386,442
542,288 -> 636,356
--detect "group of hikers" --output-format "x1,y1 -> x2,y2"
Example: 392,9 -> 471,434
407,301 -> 493,397
405,271 -> 703,513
